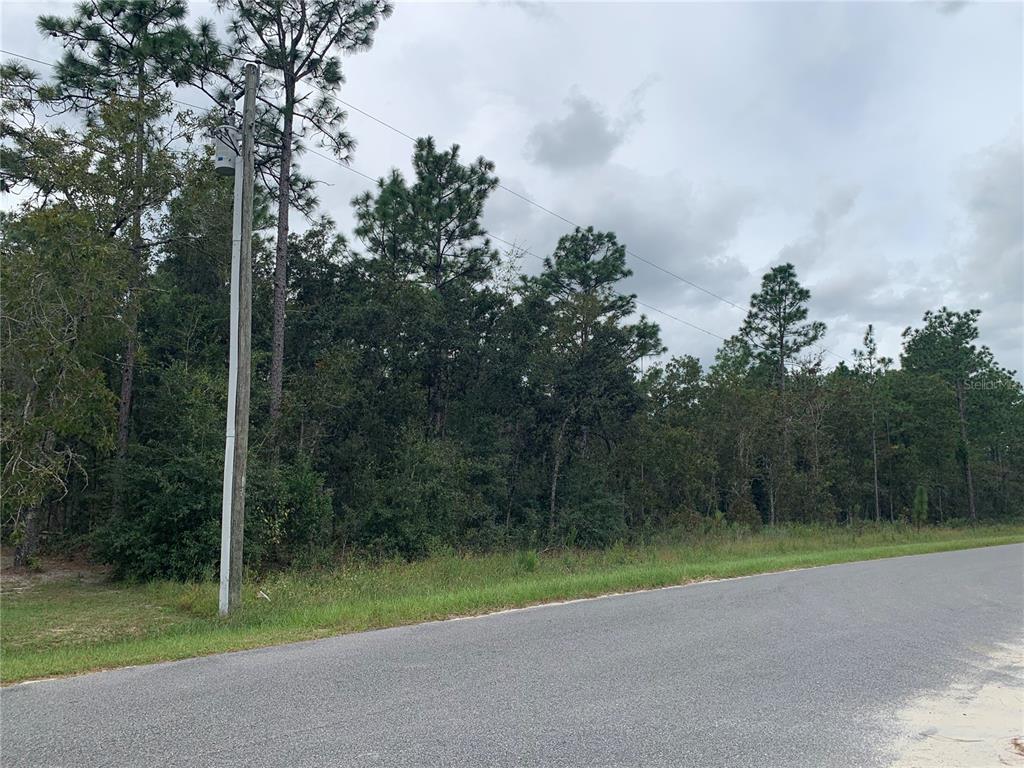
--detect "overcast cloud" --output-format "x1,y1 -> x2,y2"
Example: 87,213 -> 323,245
527,86 -> 646,169
2,0 -> 1021,375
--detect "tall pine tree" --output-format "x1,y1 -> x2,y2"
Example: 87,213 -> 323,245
741,263 -> 826,390
36,0 -> 200,509
216,0 -> 392,421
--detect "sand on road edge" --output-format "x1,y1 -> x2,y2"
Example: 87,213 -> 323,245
887,641 -> 1024,767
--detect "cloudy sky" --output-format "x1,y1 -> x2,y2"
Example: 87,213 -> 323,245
2,0 -> 1022,374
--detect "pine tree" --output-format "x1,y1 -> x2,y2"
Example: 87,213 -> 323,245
529,227 -> 663,534
853,324 -> 891,523
353,137 -> 499,435
35,0 -> 201,508
901,308 -> 1008,521
216,0 -> 392,421
739,263 -> 826,523
741,263 -> 826,390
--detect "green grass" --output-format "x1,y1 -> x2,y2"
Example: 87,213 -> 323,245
2,523 -> 1022,684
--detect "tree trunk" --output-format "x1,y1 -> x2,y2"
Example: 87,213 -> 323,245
505,419 -> 522,529
426,349 -> 447,437
116,314 -> 138,461
1000,449 -> 1009,516
638,455 -> 645,529
885,416 -> 895,523
548,414 -> 572,535
15,429 -> 56,567
425,277 -> 451,437
269,85 -> 295,422
777,336 -> 786,392
870,400 -> 880,523
13,506 -> 42,567
113,70 -> 146,511
113,294 -> 139,516
777,384 -> 789,523
955,379 -> 978,521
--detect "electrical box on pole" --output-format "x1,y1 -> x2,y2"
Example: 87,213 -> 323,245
213,128 -> 240,177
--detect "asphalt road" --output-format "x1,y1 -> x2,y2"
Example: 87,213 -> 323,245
3,544 -> 1022,768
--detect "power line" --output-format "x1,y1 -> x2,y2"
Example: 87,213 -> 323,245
488,233 -> 730,345
0,49 -> 768,318
1,47 -> 213,114
305,146 -> 377,183
334,96 -> 416,143
2,46 -> 845,366
301,144 -> 739,351
304,76 -> 848,364
311,80 -> 756,314
0,49 -> 50,69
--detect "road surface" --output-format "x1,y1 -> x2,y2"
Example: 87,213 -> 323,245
3,544 -> 1022,767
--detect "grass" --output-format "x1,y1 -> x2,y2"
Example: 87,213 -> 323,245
2,523 -> 1022,684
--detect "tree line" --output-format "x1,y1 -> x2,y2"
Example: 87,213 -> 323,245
2,0 -> 1021,577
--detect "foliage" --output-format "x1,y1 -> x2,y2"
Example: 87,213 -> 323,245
216,0 -> 392,162
94,361 -> 225,580
213,0 -> 393,420
37,0 -> 200,106
0,208 -> 124,547
2,4 -> 1022,578
912,485 -> 928,528
741,262 -> 826,387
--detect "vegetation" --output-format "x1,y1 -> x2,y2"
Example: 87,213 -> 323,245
212,0 -> 393,421
3,524 -> 1022,683
1,1 -> 1022,587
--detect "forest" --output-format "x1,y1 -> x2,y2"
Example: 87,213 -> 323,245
2,0 -> 1022,581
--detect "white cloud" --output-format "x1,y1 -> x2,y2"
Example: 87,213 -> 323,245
3,0 -> 1021,374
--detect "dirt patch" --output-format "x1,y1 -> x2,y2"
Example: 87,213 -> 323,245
888,641 -> 1024,767
0,550 -> 110,595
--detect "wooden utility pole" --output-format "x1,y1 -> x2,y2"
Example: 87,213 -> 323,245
219,63 -> 258,616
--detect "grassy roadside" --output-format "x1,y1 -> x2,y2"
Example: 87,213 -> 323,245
2,524 -> 1022,684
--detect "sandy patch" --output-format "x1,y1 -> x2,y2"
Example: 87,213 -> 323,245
0,550 -> 109,595
888,641 -> 1024,767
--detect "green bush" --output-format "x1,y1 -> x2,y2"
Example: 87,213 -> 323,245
561,495 -> 627,548
94,363 -> 224,580
912,485 -> 929,529
516,549 -> 539,573
247,455 -> 334,569
727,494 -> 762,531
347,430 -> 503,558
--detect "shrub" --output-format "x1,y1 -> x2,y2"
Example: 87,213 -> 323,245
727,494 -> 762,531
94,364 -> 224,580
347,430 -> 503,558
247,455 -> 334,569
560,495 -> 627,548
912,485 -> 929,529
516,549 -> 539,573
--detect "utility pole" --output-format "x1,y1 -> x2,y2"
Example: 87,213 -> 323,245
215,63 -> 258,616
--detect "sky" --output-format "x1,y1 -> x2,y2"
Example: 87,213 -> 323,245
2,0 -> 1022,375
